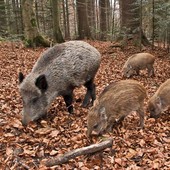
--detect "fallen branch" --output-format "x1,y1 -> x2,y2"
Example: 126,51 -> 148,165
12,157 -> 31,170
46,138 -> 113,167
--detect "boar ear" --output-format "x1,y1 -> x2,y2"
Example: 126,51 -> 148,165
35,74 -> 48,92
99,107 -> 107,120
155,97 -> 162,109
128,64 -> 132,69
19,72 -> 25,84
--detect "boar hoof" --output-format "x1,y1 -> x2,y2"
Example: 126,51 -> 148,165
150,114 -> 159,119
149,73 -> 155,77
82,102 -> 93,108
136,126 -> 144,131
68,105 -> 74,114
82,102 -> 89,108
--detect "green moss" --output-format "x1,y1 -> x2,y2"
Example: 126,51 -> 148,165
23,35 -> 50,47
30,18 -> 37,27
24,39 -> 33,47
133,38 -> 141,47
33,36 -> 50,47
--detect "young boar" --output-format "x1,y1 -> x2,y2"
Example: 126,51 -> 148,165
87,80 -> 147,137
122,53 -> 155,78
19,41 -> 101,126
148,79 -> 170,118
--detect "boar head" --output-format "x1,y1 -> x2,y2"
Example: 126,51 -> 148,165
122,65 -> 135,78
148,97 -> 162,118
19,72 -> 48,126
87,103 -> 107,137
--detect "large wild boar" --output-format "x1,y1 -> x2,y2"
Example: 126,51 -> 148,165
122,53 -> 155,78
19,41 -> 101,126
87,80 -> 147,137
148,79 -> 170,118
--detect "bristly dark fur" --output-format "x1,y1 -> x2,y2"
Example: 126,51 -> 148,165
19,41 -> 101,126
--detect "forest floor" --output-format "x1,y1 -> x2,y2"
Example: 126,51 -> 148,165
0,40 -> 170,169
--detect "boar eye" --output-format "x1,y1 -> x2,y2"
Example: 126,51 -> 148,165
150,107 -> 154,112
32,97 -> 38,104
93,124 -> 98,129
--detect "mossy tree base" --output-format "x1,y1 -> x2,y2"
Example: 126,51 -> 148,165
24,35 -> 50,47
22,0 -> 51,48
116,31 -> 151,50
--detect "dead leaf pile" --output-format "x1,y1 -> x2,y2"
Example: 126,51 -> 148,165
0,41 -> 169,169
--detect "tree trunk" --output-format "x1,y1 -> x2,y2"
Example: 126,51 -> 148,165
12,0 -> 19,34
51,0 -> 64,43
21,0 -> 50,47
111,0 -> 116,40
62,0 -> 67,38
95,0 -> 100,39
65,0 -> 70,39
0,0 -> 7,36
76,0 -> 91,39
41,0 -> 46,33
99,0 -> 108,40
71,0 -> 77,38
106,0 -> 111,33
119,0 -> 150,47
16,0 -> 23,35
87,0 -> 95,39
152,0 -> 155,49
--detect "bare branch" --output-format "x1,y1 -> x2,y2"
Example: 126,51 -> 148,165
46,138 -> 113,167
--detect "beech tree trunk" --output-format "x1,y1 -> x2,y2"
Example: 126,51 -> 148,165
51,0 -> 64,43
62,0 -> 70,39
119,0 -> 150,47
76,0 -> 91,39
87,0 -> 95,38
99,0 -> 107,40
0,0 -> 7,36
21,0 -> 50,47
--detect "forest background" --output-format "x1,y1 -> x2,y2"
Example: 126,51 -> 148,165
0,0 -> 169,49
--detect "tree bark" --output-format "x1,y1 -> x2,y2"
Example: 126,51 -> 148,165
46,139 -> 113,167
99,0 -> 107,40
0,0 -> 7,36
62,0 -> 67,38
118,0 -> 150,47
21,0 -> 50,47
76,0 -> 91,39
65,0 -> 70,39
51,0 -> 64,43
87,0 -> 95,39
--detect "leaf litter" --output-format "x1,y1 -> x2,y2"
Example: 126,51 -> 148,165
0,41 -> 169,169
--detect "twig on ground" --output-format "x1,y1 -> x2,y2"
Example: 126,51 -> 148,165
46,138 -> 113,167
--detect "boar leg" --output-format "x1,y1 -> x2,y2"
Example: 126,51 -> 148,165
136,108 -> 144,128
82,79 -> 96,107
63,91 -> 73,114
117,115 -> 125,125
136,69 -> 140,75
107,115 -> 125,131
147,65 -> 155,77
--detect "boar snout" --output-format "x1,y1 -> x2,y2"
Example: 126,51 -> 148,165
150,112 -> 160,119
148,106 -> 160,119
86,129 -> 92,138
22,111 -> 47,126
22,114 -> 32,126
126,74 -> 131,78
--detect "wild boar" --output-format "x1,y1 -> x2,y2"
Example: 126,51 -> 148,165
122,53 -> 155,78
87,80 -> 147,137
19,41 -> 101,126
148,79 -> 170,118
